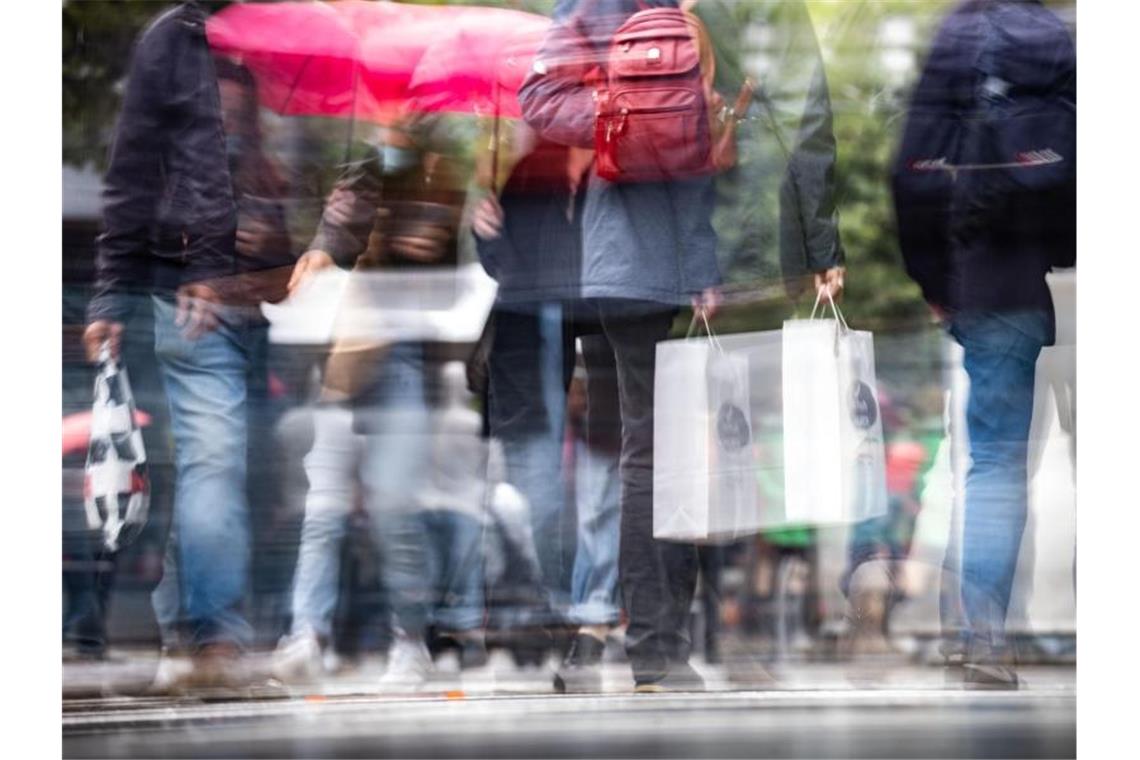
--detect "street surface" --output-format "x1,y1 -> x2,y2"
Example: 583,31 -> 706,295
63,654 -> 1075,758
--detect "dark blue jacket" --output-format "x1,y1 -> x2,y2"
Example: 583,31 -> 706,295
891,0 -> 1075,340
89,2 -> 238,322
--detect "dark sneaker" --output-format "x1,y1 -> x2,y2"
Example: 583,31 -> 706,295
634,662 -> 707,694
962,662 -> 1020,690
553,633 -> 606,694
459,637 -> 489,670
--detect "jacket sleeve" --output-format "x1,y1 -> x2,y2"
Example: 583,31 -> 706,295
89,6 -> 237,321
517,12 -> 600,149
889,18 -> 961,309
761,2 -> 844,279
308,162 -> 383,268
88,16 -> 170,323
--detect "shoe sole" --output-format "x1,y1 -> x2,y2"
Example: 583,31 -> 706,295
634,683 -> 667,694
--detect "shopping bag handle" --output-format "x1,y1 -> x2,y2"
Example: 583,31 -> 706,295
98,340 -> 114,368
686,308 -> 726,353
808,286 -> 850,333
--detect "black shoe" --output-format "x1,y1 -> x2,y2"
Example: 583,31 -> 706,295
962,662 -> 1020,690
553,633 -> 606,694
459,637 -> 489,670
634,661 -> 707,693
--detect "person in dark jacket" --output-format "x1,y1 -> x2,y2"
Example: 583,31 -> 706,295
472,124 -> 624,692
83,2 -> 291,692
890,0 -> 1076,689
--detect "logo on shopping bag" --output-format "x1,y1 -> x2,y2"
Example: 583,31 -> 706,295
849,381 -> 878,430
717,402 -> 751,451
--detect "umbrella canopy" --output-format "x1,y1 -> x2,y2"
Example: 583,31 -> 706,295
206,0 -> 432,122
406,8 -> 551,119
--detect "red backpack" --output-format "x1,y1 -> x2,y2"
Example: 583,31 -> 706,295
594,2 -> 751,183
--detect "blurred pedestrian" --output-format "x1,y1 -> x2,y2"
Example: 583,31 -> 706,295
280,116 -> 468,692
472,121 -> 626,688
891,0 -> 1076,689
519,0 -> 725,692
84,1 -> 289,694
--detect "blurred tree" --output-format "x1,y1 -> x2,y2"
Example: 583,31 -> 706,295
798,0 -> 954,332
63,1 -> 176,169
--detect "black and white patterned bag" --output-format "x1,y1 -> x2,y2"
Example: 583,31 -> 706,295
83,345 -> 150,552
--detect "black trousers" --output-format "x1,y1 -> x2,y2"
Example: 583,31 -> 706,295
578,301 -> 696,683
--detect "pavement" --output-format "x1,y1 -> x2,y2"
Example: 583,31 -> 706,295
62,649 -> 1075,759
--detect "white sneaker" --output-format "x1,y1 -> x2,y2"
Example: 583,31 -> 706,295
378,635 -> 434,693
271,630 -> 324,684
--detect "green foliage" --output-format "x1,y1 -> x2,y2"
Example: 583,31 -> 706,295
799,0 -> 954,332
63,1 -> 176,170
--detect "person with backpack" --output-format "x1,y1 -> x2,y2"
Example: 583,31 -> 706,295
517,0 -> 834,691
891,0 -> 1076,689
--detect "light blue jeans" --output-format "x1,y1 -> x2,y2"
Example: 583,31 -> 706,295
290,343 -> 432,640
152,296 -> 263,648
949,310 -> 1048,660
567,438 -> 622,626
418,510 -> 485,633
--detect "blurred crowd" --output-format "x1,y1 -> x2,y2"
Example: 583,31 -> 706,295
62,0 -> 1075,696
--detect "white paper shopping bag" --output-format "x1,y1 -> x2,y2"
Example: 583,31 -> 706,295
654,318 -> 761,542
782,292 -> 888,525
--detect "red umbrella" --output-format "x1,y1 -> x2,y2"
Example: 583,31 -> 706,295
405,9 -> 550,119
405,8 -> 551,190
206,0 -> 431,123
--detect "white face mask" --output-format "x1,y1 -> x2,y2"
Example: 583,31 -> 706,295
380,144 -> 419,175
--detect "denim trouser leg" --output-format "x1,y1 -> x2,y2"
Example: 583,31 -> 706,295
488,304 -> 573,619
290,404 -> 360,639
355,344 -> 432,638
422,511 -> 486,633
151,537 -> 182,649
567,441 -> 622,626
953,312 -> 1046,658
568,333 -> 623,626
153,296 -> 258,648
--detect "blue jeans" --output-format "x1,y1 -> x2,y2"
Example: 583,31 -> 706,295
488,303 -> 574,620
567,440 -> 622,626
950,310 -> 1047,659
152,296 -> 264,649
568,332 -> 623,627
418,510 -> 485,633
290,343 -> 432,639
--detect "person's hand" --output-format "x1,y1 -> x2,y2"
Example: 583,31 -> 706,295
235,220 -> 278,259
324,188 -> 359,228
175,283 -> 223,339
691,286 -> 723,321
83,320 -> 124,363
287,249 -> 336,296
471,195 -> 504,240
814,266 -> 846,302
929,303 -> 948,323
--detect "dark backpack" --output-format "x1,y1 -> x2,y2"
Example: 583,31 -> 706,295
896,1 -> 1074,194
892,0 -> 1076,274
